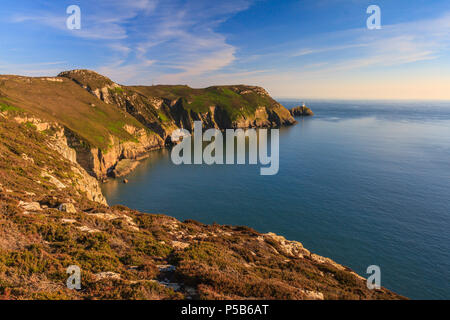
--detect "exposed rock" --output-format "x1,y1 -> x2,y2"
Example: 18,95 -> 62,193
21,153 -> 34,163
111,159 -> 139,178
71,166 -> 107,205
290,105 -> 314,116
41,172 -> 66,189
40,77 -> 63,83
171,241 -> 190,250
88,213 -> 119,220
264,232 -> 311,258
157,265 -> 176,273
14,115 -> 52,131
73,130 -> 163,179
77,225 -> 101,233
94,272 -> 121,282
18,201 -> 42,212
58,203 -> 77,213
301,289 -> 325,300
61,219 -> 77,224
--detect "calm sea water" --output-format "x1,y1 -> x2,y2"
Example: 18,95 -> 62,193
102,100 -> 450,299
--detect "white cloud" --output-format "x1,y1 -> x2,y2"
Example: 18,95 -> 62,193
8,0 -> 252,84
97,0 -> 252,84
291,43 -> 369,57
10,1 -> 159,40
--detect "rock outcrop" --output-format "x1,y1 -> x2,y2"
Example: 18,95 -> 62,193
11,116 -> 107,204
290,105 -> 314,116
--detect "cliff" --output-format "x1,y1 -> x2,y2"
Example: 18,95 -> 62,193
58,70 -> 297,143
0,74 -> 163,179
1,70 -> 296,180
0,108 -> 403,300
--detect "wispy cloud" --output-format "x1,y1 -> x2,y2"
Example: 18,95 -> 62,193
97,0 -> 252,84
10,1 -> 158,40
291,43 -> 369,57
290,12 -> 450,75
8,0 -> 252,84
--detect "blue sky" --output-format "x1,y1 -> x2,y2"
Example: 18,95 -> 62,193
1,0 -> 450,99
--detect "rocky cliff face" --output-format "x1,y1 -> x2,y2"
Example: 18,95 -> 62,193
12,115 -> 107,204
59,70 -> 297,146
14,69 -> 295,179
66,126 -> 163,179
13,113 -> 163,180
1,70 -> 305,181
0,74 -> 165,180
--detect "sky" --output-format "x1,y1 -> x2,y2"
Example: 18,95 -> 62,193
1,0 -> 450,100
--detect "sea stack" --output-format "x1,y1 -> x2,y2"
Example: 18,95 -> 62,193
290,103 -> 314,116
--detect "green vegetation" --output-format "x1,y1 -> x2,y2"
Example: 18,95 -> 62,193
109,87 -> 124,95
0,76 -> 150,151
0,102 -> 22,114
158,112 -> 169,122
132,85 -> 278,122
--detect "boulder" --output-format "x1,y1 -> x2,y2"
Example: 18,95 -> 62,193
18,201 -> 42,212
94,272 -> 121,282
58,203 -> 77,213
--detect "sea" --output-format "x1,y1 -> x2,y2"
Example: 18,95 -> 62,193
102,100 -> 450,299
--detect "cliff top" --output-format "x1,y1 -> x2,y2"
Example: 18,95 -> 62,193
0,73 -> 150,151
58,69 -> 116,91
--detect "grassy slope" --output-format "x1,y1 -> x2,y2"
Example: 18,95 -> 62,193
0,76 -> 149,150
131,85 -> 280,121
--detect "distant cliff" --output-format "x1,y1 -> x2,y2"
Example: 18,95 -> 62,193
290,105 -> 314,116
59,70 -> 296,142
0,70 -> 296,179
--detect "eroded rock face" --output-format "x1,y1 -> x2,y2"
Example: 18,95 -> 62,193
80,131 -> 163,179
12,117 -> 107,204
51,70 -> 299,179
60,70 -> 296,134
6,70 -> 297,182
